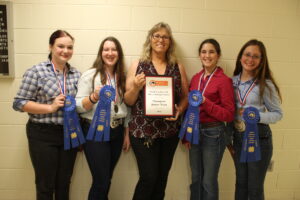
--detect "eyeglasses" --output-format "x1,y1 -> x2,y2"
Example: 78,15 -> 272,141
243,53 -> 261,60
152,34 -> 170,41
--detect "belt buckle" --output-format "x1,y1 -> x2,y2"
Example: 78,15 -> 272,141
234,120 -> 245,132
110,119 -> 121,128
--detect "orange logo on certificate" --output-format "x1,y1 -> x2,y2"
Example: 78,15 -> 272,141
149,80 -> 168,86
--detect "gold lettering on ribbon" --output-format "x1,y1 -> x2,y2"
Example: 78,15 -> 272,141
97,125 -> 104,131
71,132 -> 77,139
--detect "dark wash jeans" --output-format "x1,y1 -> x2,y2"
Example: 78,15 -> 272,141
130,135 -> 179,200
233,124 -> 273,200
81,119 -> 124,200
26,120 -> 77,200
189,124 -> 226,200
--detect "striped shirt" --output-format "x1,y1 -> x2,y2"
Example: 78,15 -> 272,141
13,60 -> 81,125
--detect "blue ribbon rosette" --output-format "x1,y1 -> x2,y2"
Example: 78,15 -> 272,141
240,106 -> 261,162
63,95 -> 86,150
86,85 -> 115,142
179,90 -> 202,144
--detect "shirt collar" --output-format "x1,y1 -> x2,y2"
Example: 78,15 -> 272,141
46,60 -> 75,73
238,73 -> 255,85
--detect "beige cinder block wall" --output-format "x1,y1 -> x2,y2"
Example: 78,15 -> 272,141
0,0 -> 299,199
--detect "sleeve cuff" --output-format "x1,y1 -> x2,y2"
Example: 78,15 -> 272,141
75,97 -> 87,113
13,99 -> 28,112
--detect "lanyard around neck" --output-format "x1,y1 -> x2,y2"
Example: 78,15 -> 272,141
237,74 -> 256,106
51,62 -> 67,95
105,71 -> 118,103
197,67 -> 217,95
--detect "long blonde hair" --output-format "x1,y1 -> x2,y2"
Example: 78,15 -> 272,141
140,22 -> 177,66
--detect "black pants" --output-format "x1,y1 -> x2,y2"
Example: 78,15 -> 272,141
81,119 -> 124,200
26,121 -> 77,200
130,135 -> 179,200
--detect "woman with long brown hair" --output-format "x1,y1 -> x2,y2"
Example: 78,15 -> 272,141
75,36 -> 130,200
186,38 -> 235,200
232,39 -> 283,200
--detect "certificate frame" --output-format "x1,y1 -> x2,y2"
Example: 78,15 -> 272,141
144,75 -> 174,117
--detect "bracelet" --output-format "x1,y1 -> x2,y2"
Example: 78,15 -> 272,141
89,94 -> 97,104
92,92 -> 98,101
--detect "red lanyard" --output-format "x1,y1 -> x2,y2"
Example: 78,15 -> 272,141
237,75 -> 256,106
106,72 -> 118,103
197,67 -> 217,95
51,62 -> 66,95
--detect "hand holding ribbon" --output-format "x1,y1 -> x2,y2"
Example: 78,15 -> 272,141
240,106 -> 261,162
50,94 -> 66,112
178,90 -> 202,144
86,85 -> 115,142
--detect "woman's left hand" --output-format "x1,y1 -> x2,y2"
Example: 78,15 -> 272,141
122,128 -> 131,152
165,104 -> 181,121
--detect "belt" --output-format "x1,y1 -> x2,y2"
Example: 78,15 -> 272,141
201,121 -> 224,128
80,118 -> 123,129
28,120 -> 63,129
110,118 -> 123,128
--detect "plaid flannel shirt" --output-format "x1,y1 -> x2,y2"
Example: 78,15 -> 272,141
13,60 -> 81,124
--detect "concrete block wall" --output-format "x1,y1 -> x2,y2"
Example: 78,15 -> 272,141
0,0 -> 299,199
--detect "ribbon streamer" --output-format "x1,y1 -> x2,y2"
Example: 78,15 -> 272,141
179,90 -> 202,144
63,95 -> 86,150
86,85 -> 115,142
240,106 -> 261,163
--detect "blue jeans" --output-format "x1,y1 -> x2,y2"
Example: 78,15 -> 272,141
189,125 -> 226,200
81,119 -> 124,200
233,124 -> 273,200
130,135 -> 179,200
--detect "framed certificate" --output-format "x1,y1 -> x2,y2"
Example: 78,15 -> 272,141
144,76 -> 174,117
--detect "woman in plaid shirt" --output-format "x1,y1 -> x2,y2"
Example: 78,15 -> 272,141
13,30 -> 81,200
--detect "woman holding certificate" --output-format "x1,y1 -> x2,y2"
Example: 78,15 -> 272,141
232,39 -> 282,200
13,30 -> 80,200
75,36 -> 130,200
187,38 -> 235,200
125,22 -> 189,200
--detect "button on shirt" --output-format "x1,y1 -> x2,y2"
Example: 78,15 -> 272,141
232,75 -> 283,124
13,60 -> 81,124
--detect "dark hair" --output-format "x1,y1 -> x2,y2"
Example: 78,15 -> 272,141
198,38 -> 221,56
48,30 -> 74,60
91,36 -> 126,98
233,39 -> 282,101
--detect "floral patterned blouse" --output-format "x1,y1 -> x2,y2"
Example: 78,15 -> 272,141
129,61 -> 182,139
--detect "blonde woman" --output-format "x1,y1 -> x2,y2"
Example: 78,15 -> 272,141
125,22 -> 188,200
